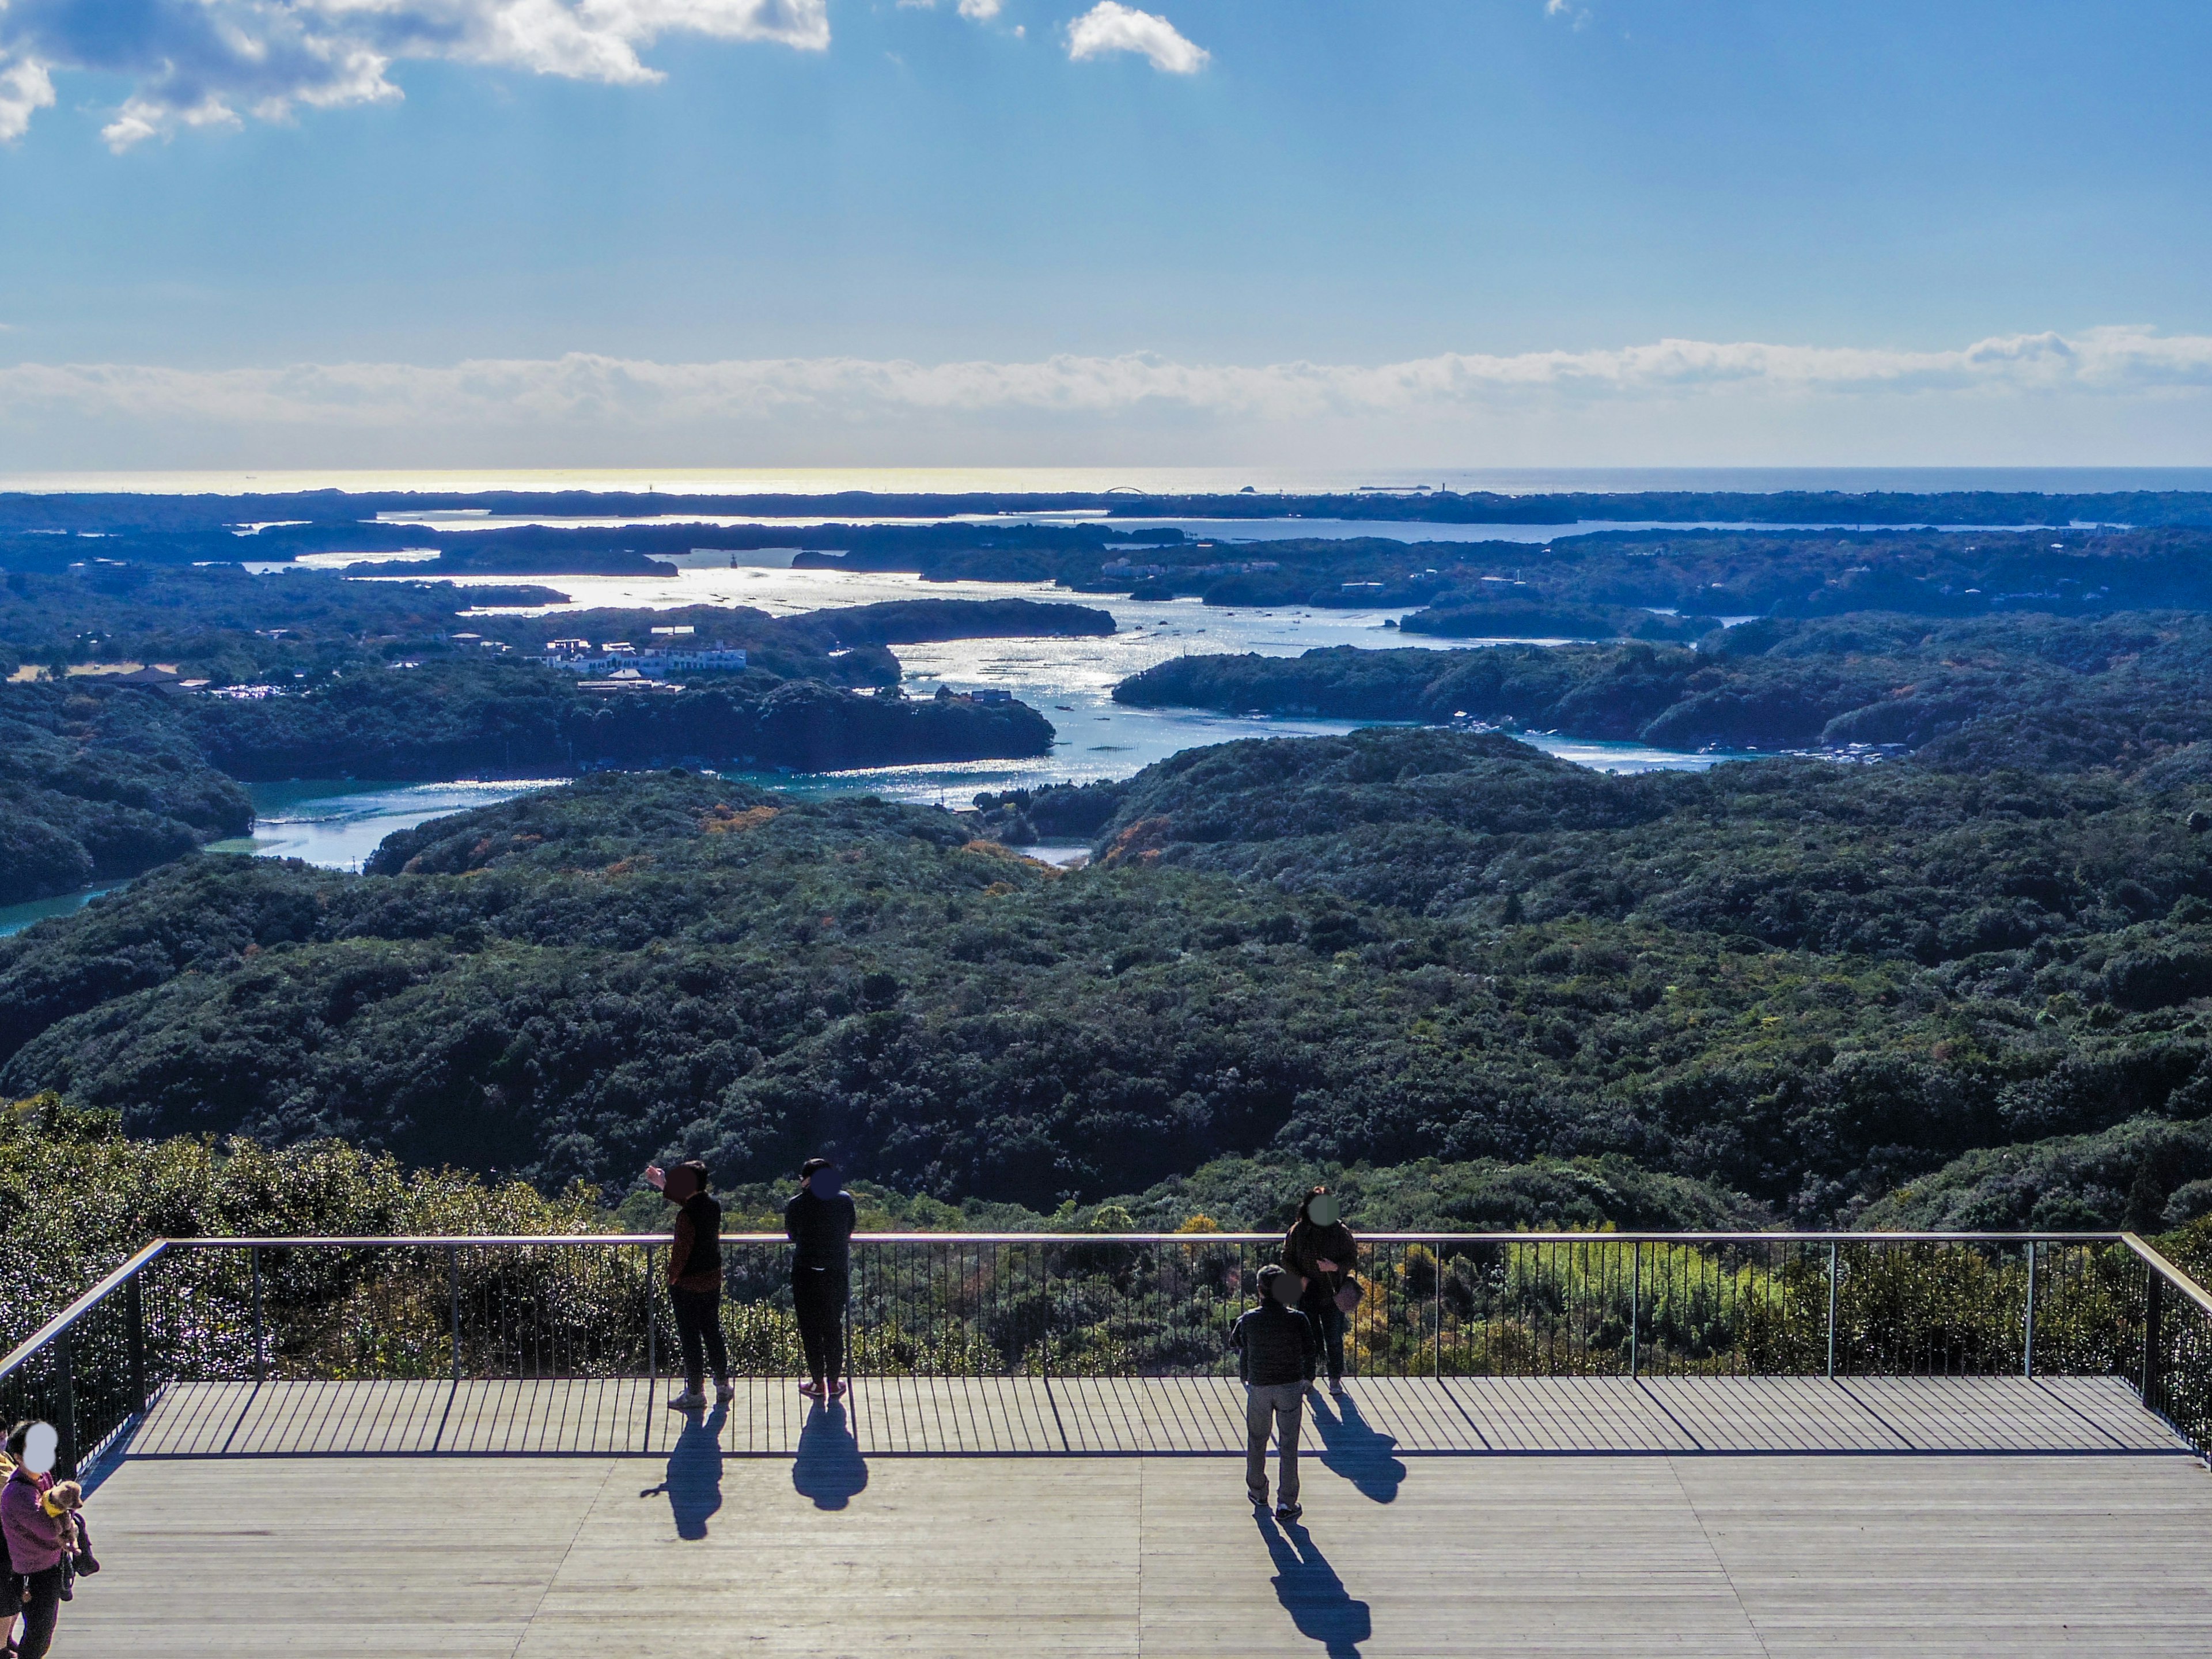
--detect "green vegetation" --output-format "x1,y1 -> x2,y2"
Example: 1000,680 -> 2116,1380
0,681 -> 251,904
1,730 -> 2209,1238
1115,611 -> 2212,762
0,565 -> 1114,899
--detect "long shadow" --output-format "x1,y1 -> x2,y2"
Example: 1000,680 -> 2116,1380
1305,1393 -> 1406,1503
1256,1512 -> 1372,1659
793,1401 -> 869,1510
639,1404 -> 726,1539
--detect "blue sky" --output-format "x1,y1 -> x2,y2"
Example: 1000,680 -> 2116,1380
2,1 -> 2210,468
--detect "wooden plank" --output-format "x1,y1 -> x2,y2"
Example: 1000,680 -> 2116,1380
124,1373 -> 2197,1459
61,1417 -> 2212,1658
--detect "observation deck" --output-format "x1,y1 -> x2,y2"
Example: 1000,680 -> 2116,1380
13,1230 -> 2212,1657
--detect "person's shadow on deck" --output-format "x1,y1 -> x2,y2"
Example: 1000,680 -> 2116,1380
1305,1393 -> 1406,1503
793,1400 -> 868,1510
1256,1513 -> 1372,1659
641,1403 -> 726,1540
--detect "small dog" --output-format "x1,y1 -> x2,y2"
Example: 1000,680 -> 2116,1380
43,1480 -> 99,1601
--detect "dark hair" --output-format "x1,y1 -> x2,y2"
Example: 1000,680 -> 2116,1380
1256,1263 -> 1286,1286
800,1157 -> 837,1180
675,1158 -> 711,1191
4,1420 -> 32,1460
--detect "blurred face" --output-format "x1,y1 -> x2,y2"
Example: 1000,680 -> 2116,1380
1306,1194 -> 1340,1228
1271,1272 -> 1306,1306
22,1422 -> 57,1475
664,1166 -> 700,1202
806,1166 -> 839,1196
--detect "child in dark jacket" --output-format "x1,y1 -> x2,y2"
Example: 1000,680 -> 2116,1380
1230,1263 -> 1321,1521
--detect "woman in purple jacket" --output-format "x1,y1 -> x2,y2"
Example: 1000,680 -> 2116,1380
3,1420 -> 67,1659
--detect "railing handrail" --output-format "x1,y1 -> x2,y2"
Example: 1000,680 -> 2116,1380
0,1240 -> 169,1384
2122,1232 -> 2212,1320
149,1229 -> 2133,1248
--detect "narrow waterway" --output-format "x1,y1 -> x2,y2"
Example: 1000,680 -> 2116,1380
3,571 -> 1752,936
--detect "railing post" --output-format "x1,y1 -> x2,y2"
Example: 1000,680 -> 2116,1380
2143,1267 -> 2164,1407
1825,1241 -> 1839,1380
1629,1241 -> 1641,1379
1040,1241 -> 1051,1380
54,1323 -> 76,1480
251,1244 -> 266,1386
448,1244 -> 461,1386
2023,1241 -> 2037,1378
127,1268 -> 147,1418
645,1244 -> 657,1394
1433,1241 -> 1443,1378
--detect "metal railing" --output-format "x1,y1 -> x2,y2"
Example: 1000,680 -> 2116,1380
4,1229 -> 2209,1475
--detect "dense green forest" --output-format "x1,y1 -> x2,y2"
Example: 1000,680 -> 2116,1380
0,566 -> 1112,900
1114,611 -> 2212,762
7,729 -> 2212,1239
0,683 -> 252,904
15,490 -> 2212,1321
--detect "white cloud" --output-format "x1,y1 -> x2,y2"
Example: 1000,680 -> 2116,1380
957,0 -> 1003,18
0,56 -> 56,141
7,328 -> 2212,467
1065,2 -> 1205,73
0,0 -> 830,150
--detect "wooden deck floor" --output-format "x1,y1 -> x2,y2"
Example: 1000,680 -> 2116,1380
58,1376 -> 2212,1658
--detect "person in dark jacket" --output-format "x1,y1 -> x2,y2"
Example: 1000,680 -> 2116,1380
647,1159 -> 731,1411
785,1158 -> 857,1399
1283,1187 -> 1358,1396
1232,1264 -> 1320,1521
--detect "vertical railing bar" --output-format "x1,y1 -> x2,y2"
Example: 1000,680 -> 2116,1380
1630,1240 -> 1641,1379
55,1321 -> 75,1480
126,1268 -> 147,1421
2024,1240 -> 2037,1378
448,1244 -> 461,1387
251,1244 -> 266,1386
2143,1262 -> 2164,1408
1825,1240 -> 1839,1381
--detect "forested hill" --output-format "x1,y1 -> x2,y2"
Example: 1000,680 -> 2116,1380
0,683 -> 252,905
1113,611 -> 2212,766
9,730 -> 2212,1230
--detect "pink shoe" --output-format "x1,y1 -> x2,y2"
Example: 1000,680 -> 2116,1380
828,1379 -> 848,1399
798,1380 -> 823,1398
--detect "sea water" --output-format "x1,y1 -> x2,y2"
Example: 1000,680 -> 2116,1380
1,547 -> 1764,935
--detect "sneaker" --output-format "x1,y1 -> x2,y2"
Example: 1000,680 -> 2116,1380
827,1379 -> 849,1399
714,1381 -> 736,1404
1328,1378 -> 1347,1397
798,1380 -> 823,1398
1249,1493 -> 1270,1510
666,1389 -> 706,1410
1275,1502 -> 1302,1522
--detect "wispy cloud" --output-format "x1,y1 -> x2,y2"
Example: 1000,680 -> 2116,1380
6,328 -> 2212,468
0,0 -> 830,151
7,328 -> 2209,430
1065,2 -> 1206,73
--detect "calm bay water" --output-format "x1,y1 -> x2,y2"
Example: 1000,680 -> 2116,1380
1,563 -> 1747,937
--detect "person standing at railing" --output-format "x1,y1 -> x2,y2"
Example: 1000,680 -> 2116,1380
646,1159 -> 734,1411
1283,1187 -> 1359,1397
786,1158 -> 856,1400
1233,1264 -> 1321,1522
2,1421 -> 66,1659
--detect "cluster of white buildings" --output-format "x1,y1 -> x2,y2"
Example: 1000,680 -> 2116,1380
537,628 -> 748,683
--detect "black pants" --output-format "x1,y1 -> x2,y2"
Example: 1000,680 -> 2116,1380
1301,1294 -> 1347,1382
16,1566 -> 63,1659
672,1286 -> 730,1391
794,1270 -> 848,1384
